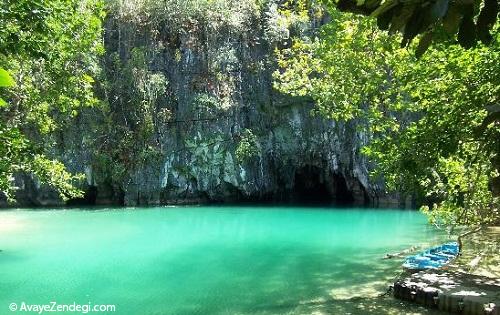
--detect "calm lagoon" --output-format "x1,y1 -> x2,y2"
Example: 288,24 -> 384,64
0,207 -> 448,314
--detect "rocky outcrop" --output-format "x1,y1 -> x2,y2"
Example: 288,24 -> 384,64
2,3 -> 412,208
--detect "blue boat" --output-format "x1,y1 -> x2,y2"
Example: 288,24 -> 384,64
402,242 -> 459,271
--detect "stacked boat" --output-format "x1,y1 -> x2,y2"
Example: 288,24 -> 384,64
402,242 -> 460,271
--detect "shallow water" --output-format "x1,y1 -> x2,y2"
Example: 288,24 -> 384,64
0,206 -> 448,314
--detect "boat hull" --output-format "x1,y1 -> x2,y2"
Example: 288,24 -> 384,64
402,242 -> 459,271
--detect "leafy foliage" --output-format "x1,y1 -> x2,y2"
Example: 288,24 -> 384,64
236,129 -> 260,163
0,0 -> 105,201
275,7 -> 500,230
327,0 -> 499,55
107,0 -> 266,33
0,68 -> 14,106
185,132 -> 228,181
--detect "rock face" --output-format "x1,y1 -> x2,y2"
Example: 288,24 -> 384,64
2,4 -> 410,208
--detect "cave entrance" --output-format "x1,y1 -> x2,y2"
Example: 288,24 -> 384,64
293,165 -> 332,204
67,185 -> 97,206
293,166 -> 356,205
331,173 -> 355,205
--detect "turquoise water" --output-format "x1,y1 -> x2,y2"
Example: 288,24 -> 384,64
0,207 -> 447,314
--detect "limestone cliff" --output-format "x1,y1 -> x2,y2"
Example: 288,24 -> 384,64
3,2 -> 411,208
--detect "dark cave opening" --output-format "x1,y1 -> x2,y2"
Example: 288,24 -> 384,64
293,166 -> 356,205
331,173 -> 355,205
66,185 -> 98,206
293,165 -> 332,204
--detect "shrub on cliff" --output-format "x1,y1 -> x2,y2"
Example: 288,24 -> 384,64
107,0 -> 265,33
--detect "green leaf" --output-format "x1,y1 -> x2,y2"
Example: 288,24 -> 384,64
0,98 -> 6,107
0,68 -> 15,87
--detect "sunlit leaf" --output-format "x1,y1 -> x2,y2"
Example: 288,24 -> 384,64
0,68 -> 15,87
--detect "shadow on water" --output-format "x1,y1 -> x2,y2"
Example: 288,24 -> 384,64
142,243 -> 448,315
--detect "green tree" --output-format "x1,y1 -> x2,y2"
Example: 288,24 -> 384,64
274,7 -> 499,241
0,0 -> 105,201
